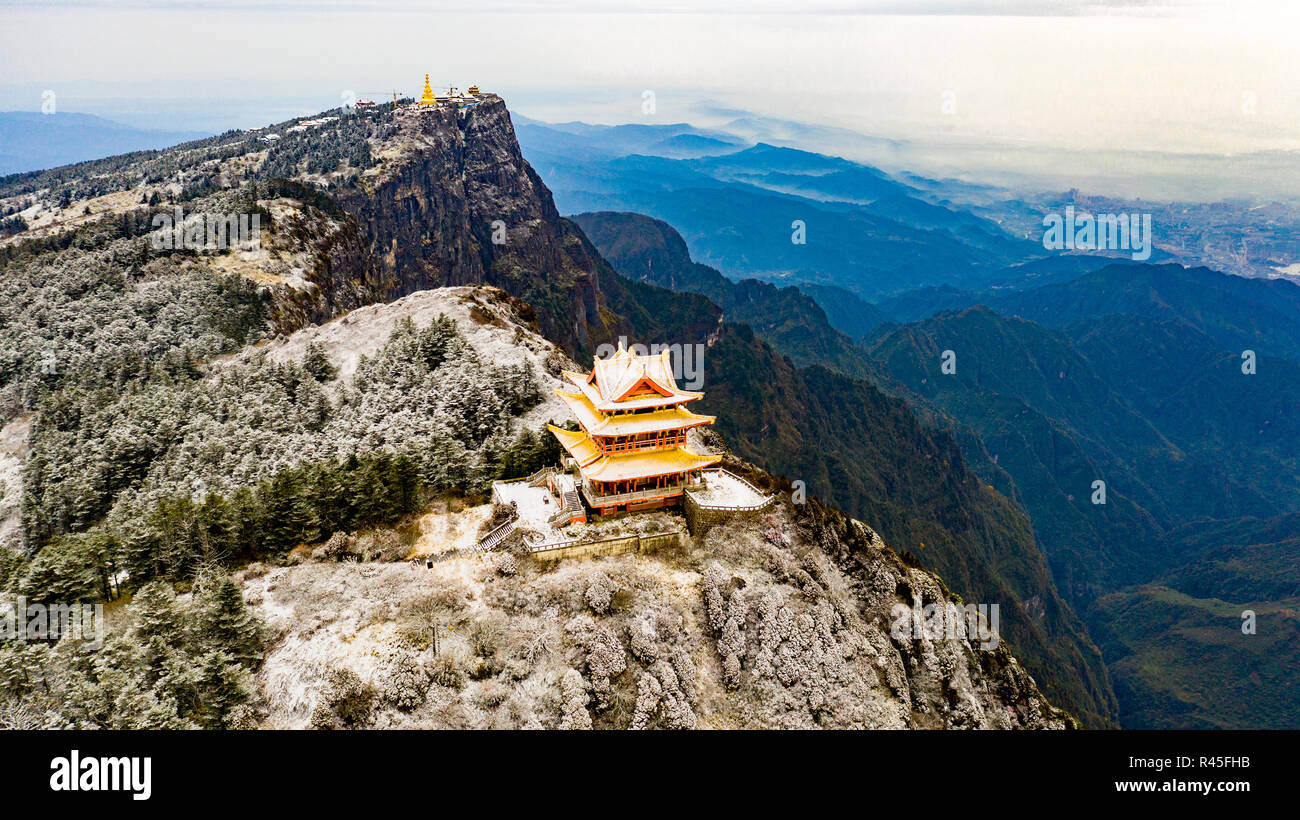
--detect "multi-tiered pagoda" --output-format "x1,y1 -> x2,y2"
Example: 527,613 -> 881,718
548,343 -> 719,515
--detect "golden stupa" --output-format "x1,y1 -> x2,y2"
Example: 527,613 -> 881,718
419,74 -> 438,106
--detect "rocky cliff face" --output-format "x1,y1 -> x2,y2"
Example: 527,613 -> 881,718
327,100 -> 621,357
217,193 -> 385,333
0,99 -> 685,359
264,98 -> 728,358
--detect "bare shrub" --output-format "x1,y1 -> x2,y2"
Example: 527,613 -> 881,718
496,553 -> 518,576
468,610 -> 509,659
479,501 -> 516,538
565,613 -> 626,709
382,652 -> 431,710
310,666 -> 376,729
316,531 -> 357,561
703,563 -> 728,633
226,704 -> 263,730
630,672 -> 662,730
429,652 -> 468,690
628,618 -> 658,664
719,590 -> 747,690
543,347 -> 568,378
653,660 -> 696,730
670,646 -> 699,708
355,529 -> 406,562
0,698 -> 47,730
471,679 -> 511,709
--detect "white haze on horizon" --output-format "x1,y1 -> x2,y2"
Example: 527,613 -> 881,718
2,1 -> 1298,201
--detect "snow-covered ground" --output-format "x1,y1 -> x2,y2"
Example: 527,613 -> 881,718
493,480 -> 565,540
0,413 -> 32,550
687,469 -> 770,509
410,497 -> 494,557
244,560 -> 469,728
216,285 -> 574,432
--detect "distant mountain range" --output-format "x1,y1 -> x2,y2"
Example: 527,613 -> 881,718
516,112 -> 1300,293
572,211 -> 880,381
0,111 -> 210,177
518,117 -> 1047,302
578,210 -> 1115,726
861,261 -> 1300,730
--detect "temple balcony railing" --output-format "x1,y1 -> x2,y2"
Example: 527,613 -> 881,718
580,479 -> 703,508
595,438 -> 689,456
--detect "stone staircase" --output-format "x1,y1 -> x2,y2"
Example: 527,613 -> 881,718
472,514 -> 518,554
526,467 -> 555,487
547,489 -> 583,527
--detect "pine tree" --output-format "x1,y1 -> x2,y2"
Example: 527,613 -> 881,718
310,465 -> 347,535
196,577 -> 263,666
389,455 -> 421,516
260,470 -> 313,552
18,533 -> 106,603
302,342 -> 336,382
129,581 -> 182,646
195,651 -> 249,729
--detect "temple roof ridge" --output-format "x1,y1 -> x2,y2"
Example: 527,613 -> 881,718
586,345 -> 693,406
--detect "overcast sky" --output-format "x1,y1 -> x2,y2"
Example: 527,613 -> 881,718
2,0 -> 1297,198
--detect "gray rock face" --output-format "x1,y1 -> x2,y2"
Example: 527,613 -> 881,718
692,496 -> 1073,729
330,99 -> 615,356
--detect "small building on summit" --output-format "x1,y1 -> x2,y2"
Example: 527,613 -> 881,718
548,342 -> 719,515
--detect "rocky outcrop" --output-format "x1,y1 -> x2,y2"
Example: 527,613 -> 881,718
329,100 -> 622,357
13,97 -> 703,357
779,496 -> 1073,728
248,492 -> 1072,729
250,198 -> 384,333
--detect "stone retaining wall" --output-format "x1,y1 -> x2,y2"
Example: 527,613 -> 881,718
529,529 -> 686,562
683,490 -> 777,537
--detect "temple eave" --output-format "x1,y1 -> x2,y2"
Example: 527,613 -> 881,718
577,448 -> 720,483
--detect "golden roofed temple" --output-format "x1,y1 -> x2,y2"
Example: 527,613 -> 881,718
548,342 -> 719,515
